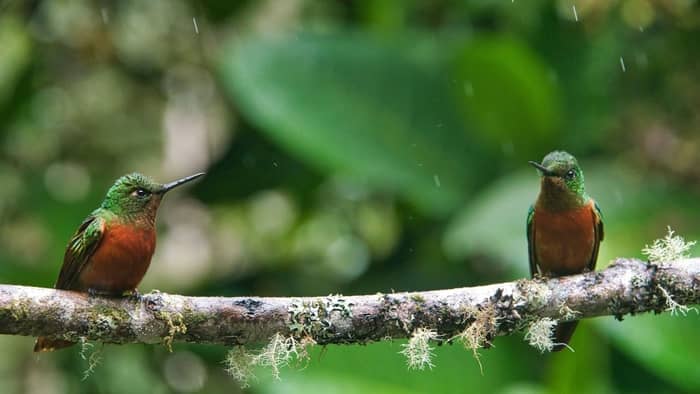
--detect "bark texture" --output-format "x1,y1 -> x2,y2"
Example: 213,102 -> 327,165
0,258 -> 698,347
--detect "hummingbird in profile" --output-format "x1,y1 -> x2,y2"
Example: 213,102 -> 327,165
527,151 -> 604,351
34,172 -> 205,352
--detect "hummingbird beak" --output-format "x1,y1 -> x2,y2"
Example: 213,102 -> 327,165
528,161 -> 556,177
160,172 -> 205,194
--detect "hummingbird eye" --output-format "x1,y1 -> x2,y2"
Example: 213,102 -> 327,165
565,170 -> 576,180
133,188 -> 150,198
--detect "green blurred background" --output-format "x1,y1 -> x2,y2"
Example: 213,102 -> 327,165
1,0 -> 699,393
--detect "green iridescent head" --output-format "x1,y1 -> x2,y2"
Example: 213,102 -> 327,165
529,151 -> 587,207
101,172 -> 205,220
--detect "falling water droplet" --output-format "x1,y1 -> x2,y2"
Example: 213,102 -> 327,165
572,5 -> 579,22
192,17 -> 199,35
433,175 -> 441,188
620,56 -> 626,72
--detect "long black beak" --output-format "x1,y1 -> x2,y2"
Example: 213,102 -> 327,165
160,172 -> 205,194
528,161 -> 556,177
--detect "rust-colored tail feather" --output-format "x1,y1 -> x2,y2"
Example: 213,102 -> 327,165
552,321 -> 578,352
34,337 -> 75,352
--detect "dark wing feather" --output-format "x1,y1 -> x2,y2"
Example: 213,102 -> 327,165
587,200 -> 604,271
526,204 -> 538,277
54,212 -> 106,290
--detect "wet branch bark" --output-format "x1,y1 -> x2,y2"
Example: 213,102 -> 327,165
0,258 -> 698,347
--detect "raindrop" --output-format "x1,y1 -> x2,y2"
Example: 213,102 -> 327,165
192,17 -> 199,34
620,56 -> 626,72
572,5 -> 578,22
101,8 -> 109,24
433,175 -> 441,188
272,161 -> 278,167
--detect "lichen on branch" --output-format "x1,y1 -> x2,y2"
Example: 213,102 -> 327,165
0,258 -> 698,350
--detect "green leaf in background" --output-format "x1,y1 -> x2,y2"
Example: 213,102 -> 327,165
537,22 -> 623,149
443,168 -> 535,276
451,36 -> 561,159
220,32 -> 563,215
601,313 -> 700,392
220,32 -> 481,216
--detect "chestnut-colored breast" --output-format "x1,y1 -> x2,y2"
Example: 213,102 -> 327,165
533,200 -> 597,276
78,223 -> 156,293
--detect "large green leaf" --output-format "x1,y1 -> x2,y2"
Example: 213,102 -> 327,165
220,33 -> 480,216
220,33 -> 563,215
601,314 -> 700,392
451,36 -> 561,159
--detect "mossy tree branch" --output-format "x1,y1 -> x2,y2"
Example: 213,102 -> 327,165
0,258 -> 698,347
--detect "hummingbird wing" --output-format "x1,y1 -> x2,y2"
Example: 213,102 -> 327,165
526,204 -> 538,277
587,200 -> 605,271
54,211 -> 106,290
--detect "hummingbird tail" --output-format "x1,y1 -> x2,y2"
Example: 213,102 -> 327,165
552,321 -> 578,352
33,337 -> 75,352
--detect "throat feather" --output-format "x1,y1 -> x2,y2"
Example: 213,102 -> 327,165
537,180 -> 586,212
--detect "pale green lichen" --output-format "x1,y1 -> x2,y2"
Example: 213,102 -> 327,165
642,226 -> 696,263
224,333 -> 316,388
656,285 -> 698,317
9,298 -> 31,321
224,346 -> 256,388
525,318 -> 557,353
410,294 -> 426,303
287,295 -> 353,339
154,310 -> 187,352
451,304 -> 497,375
86,304 -> 131,341
558,302 -> 580,321
79,338 -> 103,381
642,227 -> 698,316
519,279 -> 551,310
88,314 -> 117,338
400,328 -> 438,371
255,333 -> 301,379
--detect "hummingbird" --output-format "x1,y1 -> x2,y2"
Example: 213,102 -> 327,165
33,172 -> 205,352
527,151 -> 604,351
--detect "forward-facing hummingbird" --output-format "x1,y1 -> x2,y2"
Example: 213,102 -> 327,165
527,151 -> 604,351
34,172 -> 205,352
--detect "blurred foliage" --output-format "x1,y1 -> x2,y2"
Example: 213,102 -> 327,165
1,0 -> 699,393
